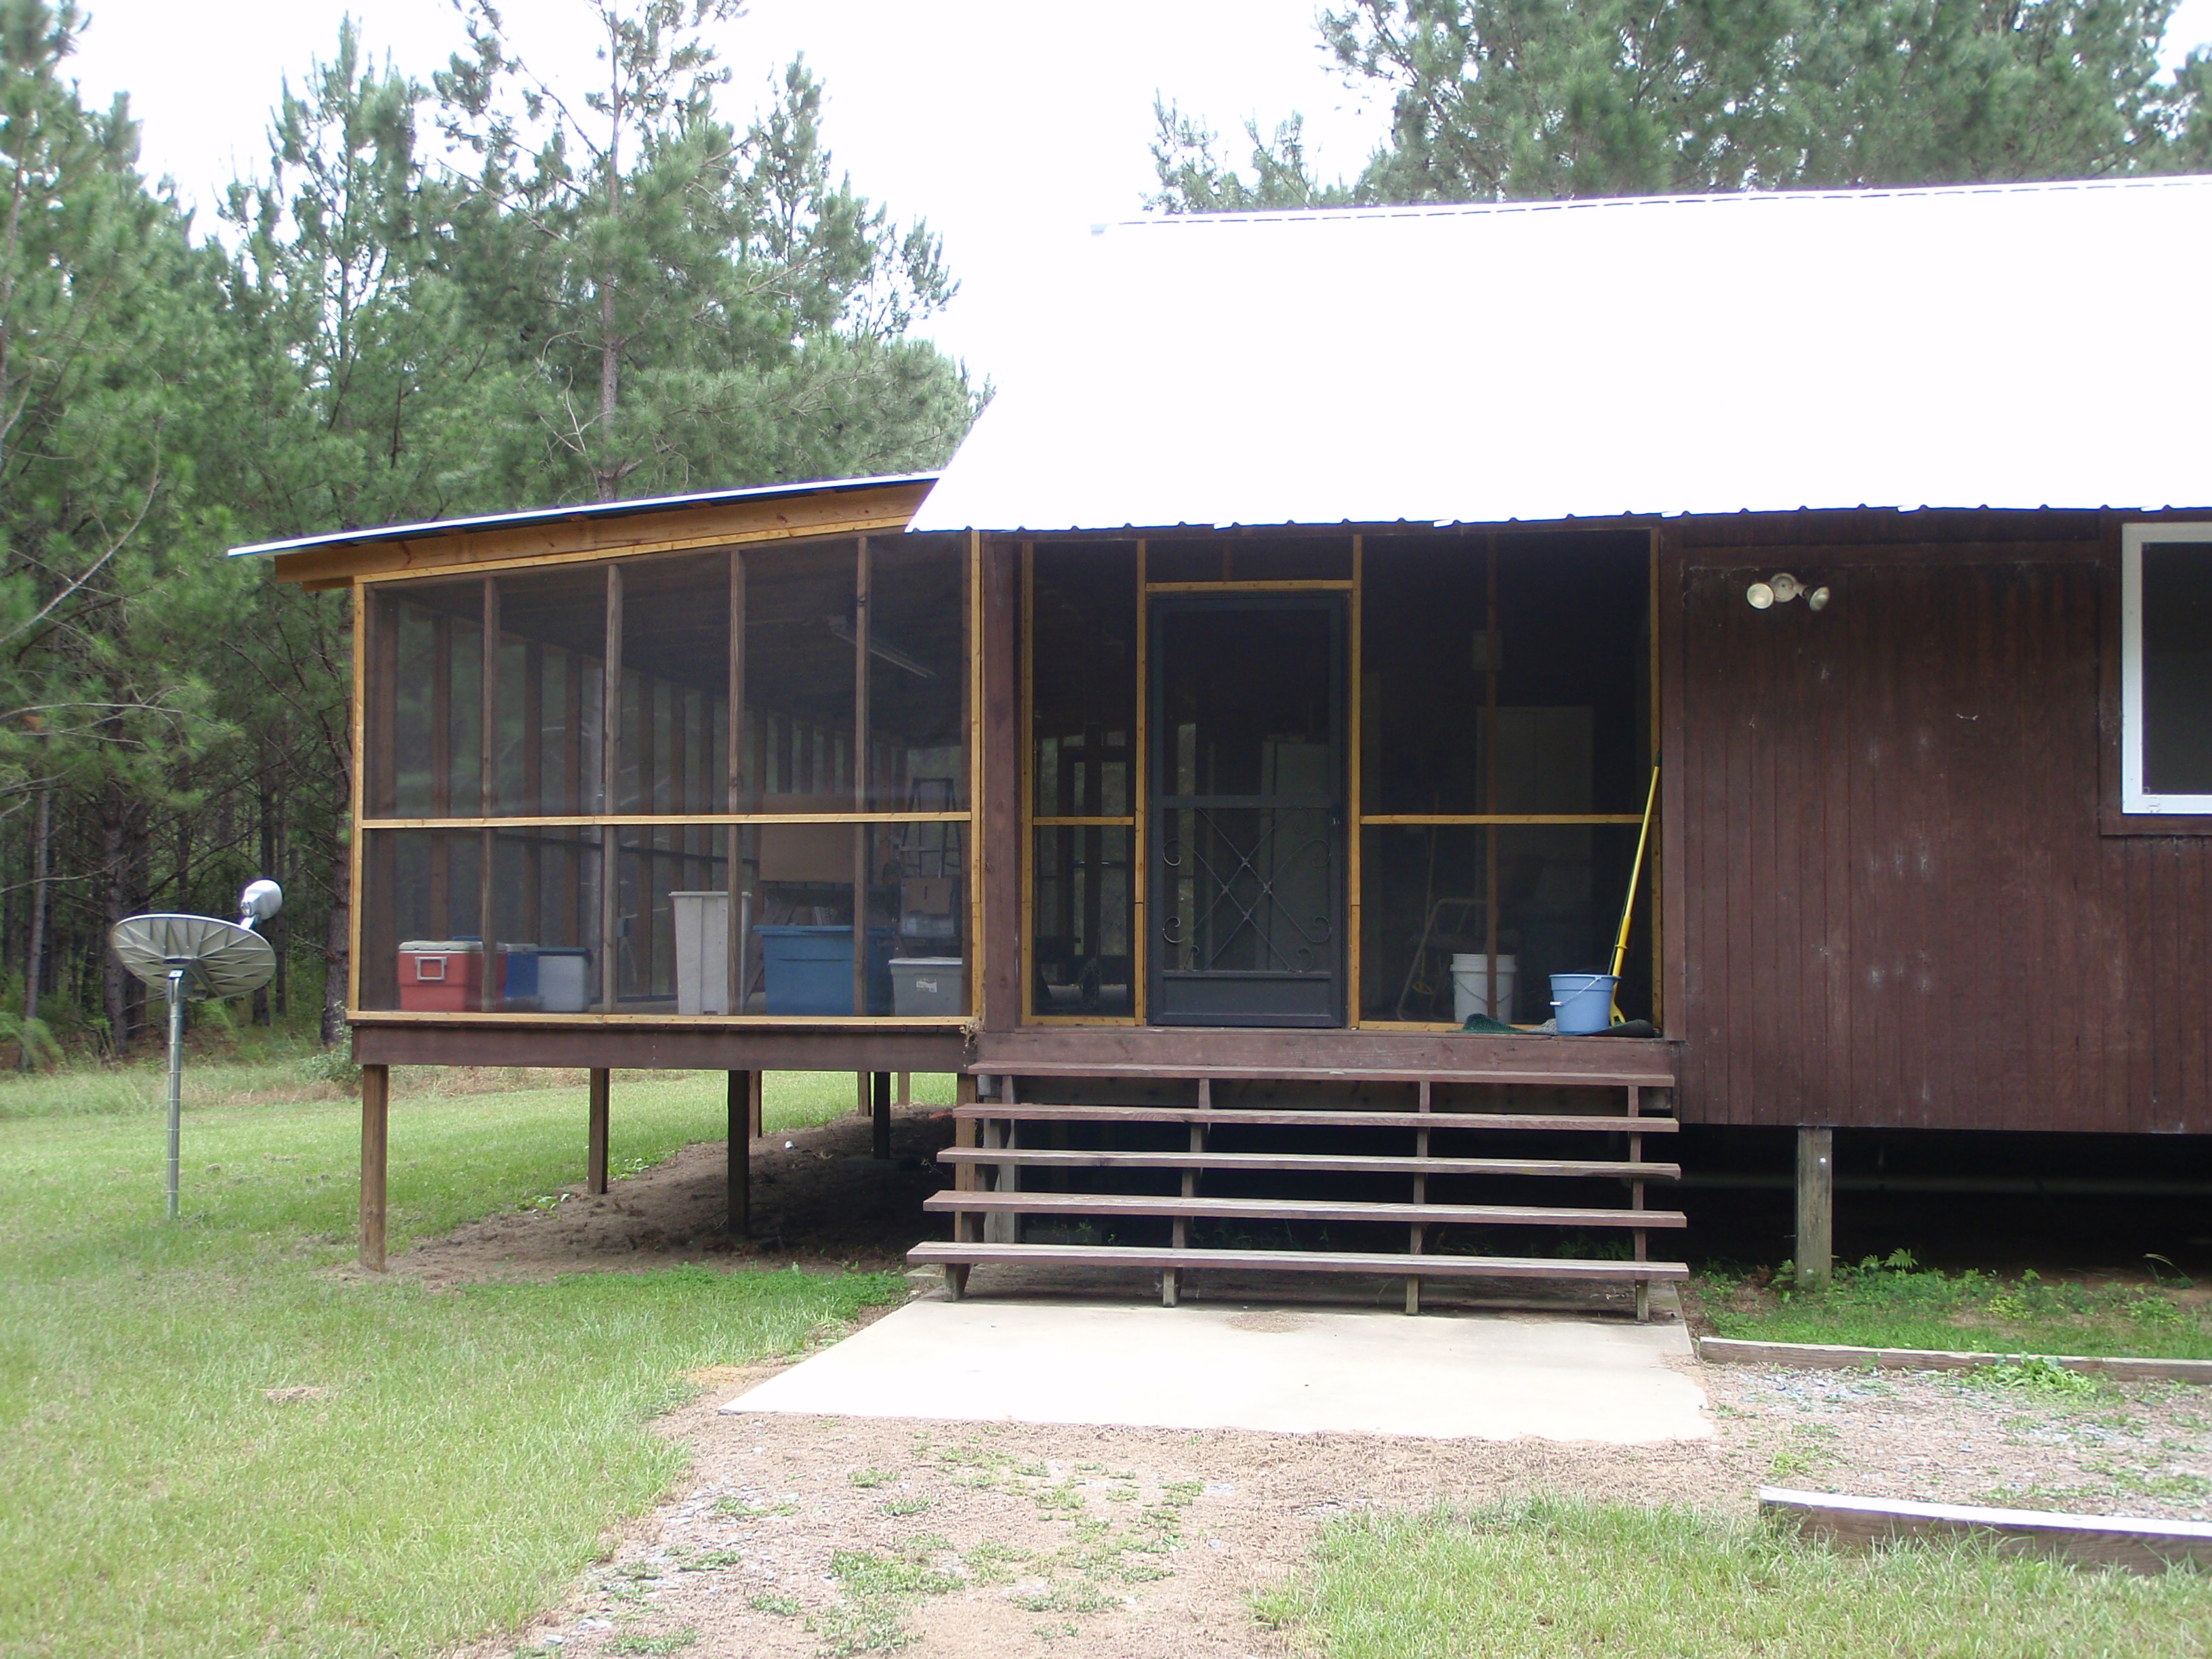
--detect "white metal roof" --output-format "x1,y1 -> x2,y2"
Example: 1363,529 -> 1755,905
910,178 -> 2212,533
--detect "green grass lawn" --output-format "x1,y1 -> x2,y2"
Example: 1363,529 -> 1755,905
1694,1253 -> 2212,1360
0,1061 -> 929,1658
1256,1498 -> 2212,1658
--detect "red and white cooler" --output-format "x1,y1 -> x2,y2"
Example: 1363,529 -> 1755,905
397,941 -> 506,1011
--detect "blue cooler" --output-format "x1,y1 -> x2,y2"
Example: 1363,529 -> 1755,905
756,924 -> 895,1015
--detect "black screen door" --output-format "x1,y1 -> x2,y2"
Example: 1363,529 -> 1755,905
1149,595 -> 1345,1026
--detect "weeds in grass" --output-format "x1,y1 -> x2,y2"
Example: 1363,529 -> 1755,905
880,1497 -> 933,1516
747,1594 -> 801,1616
1975,1357 -> 2101,1397
1036,1479 -> 1087,1513
1256,1496 -> 2212,1658
1012,1581 -> 1120,1614
606,1633 -> 698,1656
714,1495 -> 800,1518
1766,1422 -> 1844,1481
813,1538 -> 962,1654
849,1467 -> 896,1488
1700,1253 -> 2212,1359
962,1541 -> 1031,1586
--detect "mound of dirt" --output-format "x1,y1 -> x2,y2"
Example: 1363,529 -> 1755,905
396,1105 -> 957,1289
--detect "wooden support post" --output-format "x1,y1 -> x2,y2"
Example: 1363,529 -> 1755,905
952,1073 -> 979,1275
1167,1079 -> 1209,1307
748,1067 -> 764,1140
872,1069 -> 892,1161
479,576 -> 499,1012
897,1071 -> 910,1109
588,1067 -> 611,1195
1629,1084 -> 1649,1322
1408,1079 -> 1430,1315
1796,1126 -> 1834,1292
359,1063 -> 389,1272
853,536 -> 872,1019
726,1070 -> 751,1236
727,548 -> 749,1017
981,1101 -> 1021,1244
600,565 -> 623,1010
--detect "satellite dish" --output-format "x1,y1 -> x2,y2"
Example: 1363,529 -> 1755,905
112,914 -> 277,1002
110,884 -> 283,1221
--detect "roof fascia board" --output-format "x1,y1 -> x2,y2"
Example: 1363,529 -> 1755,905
234,472 -> 936,560
264,481 -> 933,587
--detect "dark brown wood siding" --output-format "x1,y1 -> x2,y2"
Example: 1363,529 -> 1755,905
1670,513 -> 2211,1134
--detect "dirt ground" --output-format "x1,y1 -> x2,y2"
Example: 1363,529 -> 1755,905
418,1108 -> 2212,1659
396,1101 -> 956,1289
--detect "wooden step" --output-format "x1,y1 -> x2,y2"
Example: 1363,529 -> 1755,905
939,1147 -> 1681,1180
954,1103 -> 1676,1133
924,1191 -> 1686,1228
972,1061 -> 1673,1087
908,1240 -> 1688,1282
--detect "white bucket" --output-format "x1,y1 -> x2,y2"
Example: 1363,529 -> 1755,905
1450,953 -> 1517,1025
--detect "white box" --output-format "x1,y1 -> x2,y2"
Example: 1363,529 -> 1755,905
671,892 -> 730,1015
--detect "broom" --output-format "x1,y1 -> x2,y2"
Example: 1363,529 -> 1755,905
1609,760 -> 1660,1027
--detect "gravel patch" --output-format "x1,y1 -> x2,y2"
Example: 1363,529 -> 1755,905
452,1354 -> 2210,1659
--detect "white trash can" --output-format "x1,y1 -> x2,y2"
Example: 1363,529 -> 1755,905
671,892 -> 731,1015
1450,952 -> 1517,1025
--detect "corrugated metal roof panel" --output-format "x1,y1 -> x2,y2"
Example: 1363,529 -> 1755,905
228,472 -> 939,558
910,179 -> 2212,533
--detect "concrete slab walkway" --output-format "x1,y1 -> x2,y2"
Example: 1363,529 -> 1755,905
724,1299 -> 1711,1443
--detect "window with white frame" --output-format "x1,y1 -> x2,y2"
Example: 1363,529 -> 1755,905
2123,523 -> 2212,814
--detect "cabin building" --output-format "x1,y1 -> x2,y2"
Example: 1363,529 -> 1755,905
237,175 -> 2212,1311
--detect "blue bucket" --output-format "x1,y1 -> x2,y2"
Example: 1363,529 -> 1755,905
1550,972 -> 1618,1035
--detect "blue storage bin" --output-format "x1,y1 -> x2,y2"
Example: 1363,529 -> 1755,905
757,924 -> 895,1015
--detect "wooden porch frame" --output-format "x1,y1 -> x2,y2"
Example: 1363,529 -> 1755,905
1013,531 -> 1663,1033
346,527 -> 985,1025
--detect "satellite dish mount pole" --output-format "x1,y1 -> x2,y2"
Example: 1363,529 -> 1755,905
165,966 -> 185,1221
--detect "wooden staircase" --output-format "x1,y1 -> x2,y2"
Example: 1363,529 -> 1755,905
909,1063 -> 1687,1319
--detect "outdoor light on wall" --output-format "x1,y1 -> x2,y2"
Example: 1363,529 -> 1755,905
1746,573 -> 1831,612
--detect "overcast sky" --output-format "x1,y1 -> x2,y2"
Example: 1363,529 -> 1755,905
64,1 -> 1395,382
62,0 -> 2212,385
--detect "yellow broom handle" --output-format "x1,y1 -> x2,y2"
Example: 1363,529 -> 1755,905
1610,762 -> 1660,983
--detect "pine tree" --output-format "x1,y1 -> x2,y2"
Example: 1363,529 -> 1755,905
433,1 -> 975,503
0,0 -> 249,1053
1152,1 -> 2211,209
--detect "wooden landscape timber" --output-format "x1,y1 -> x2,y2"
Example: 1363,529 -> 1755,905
1759,1487 -> 2212,1573
1701,1337 -> 2212,1385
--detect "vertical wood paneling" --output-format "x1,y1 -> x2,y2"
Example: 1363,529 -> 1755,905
981,538 -> 1023,1029
1675,539 -> 2200,1133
